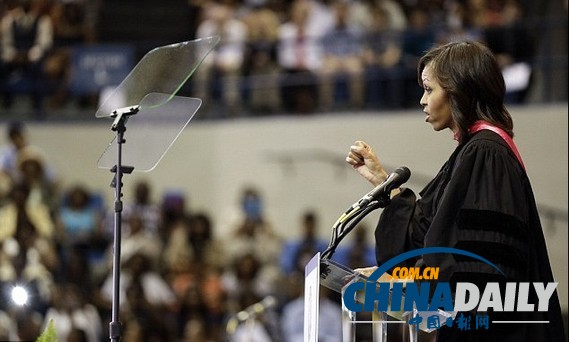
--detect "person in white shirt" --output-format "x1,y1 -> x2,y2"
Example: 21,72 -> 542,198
193,2 -> 248,115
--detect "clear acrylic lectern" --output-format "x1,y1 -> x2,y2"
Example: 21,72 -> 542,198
95,36 -> 220,342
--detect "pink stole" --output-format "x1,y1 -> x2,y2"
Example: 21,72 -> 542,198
469,120 -> 526,170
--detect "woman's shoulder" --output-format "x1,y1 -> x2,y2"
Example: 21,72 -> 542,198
453,130 -> 527,187
465,129 -> 510,149
460,130 -> 519,165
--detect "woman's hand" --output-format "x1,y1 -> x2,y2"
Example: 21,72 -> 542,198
353,266 -> 378,278
353,266 -> 395,282
346,141 -> 388,186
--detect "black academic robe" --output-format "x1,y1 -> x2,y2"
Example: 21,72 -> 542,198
375,130 -> 565,341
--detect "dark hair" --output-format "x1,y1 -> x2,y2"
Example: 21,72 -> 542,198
418,40 -> 513,143
7,121 -> 24,139
190,212 -> 212,241
303,210 -> 317,223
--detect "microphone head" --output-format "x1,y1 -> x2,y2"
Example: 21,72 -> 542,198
251,296 -> 278,314
236,310 -> 250,321
261,295 -> 277,309
394,166 -> 411,183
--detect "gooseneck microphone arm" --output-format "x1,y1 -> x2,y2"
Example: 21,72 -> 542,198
321,166 -> 411,261
321,201 -> 382,260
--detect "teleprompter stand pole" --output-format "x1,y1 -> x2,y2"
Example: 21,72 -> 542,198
108,106 -> 138,342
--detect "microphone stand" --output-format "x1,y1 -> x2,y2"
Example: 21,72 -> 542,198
108,106 -> 138,342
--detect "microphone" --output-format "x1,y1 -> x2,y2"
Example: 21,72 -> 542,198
234,296 -> 278,322
352,166 -> 411,209
226,296 -> 278,335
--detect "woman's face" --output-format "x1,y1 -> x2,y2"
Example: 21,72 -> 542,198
420,64 -> 455,132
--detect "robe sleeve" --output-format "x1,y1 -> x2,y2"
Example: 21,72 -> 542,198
374,186 -> 433,268
374,159 -> 451,268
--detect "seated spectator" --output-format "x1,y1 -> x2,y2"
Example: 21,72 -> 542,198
3,306 -> 44,342
159,189 -> 188,241
436,0 -> 484,44
318,0 -> 365,110
176,282 -> 208,341
42,282 -> 103,342
225,215 -> 283,265
0,309 -> 16,341
362,5 -> 404,109
188,212 -> 225,268
222,186 -> 282,265
199,266 -> 228,340
280,210 -> 327,275
400,6 -> 437,107
221,252 -> 280,314
193,2 -> 247,116
120,273 -> 176,341
0,181 -> 55,243
56,184 -> 106,280
0,121 -> 57,203
57,185 -> 103,243
162,214 -> 194,274
17,145 -> 59,214
240,0 -> 282,113
162,212 -> 225,274
119,213 -> 163,270
0,183 -> 58,314
483,0 -> 535,103
100,212 -> 164,288
375,0 -> 408,31
280,273 -> 342,342
277,0 -> 322,114
43,0 -> 94,108
1,0 -> 53,118
99,252 -> 177,315
122,179 -> 161,237
346,0 -> 373,31
0,121 -> 27,187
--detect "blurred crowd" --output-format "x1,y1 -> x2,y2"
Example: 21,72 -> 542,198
0,0 -> 559,120
0,0 -> 565,340
0,121 -> 378,341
